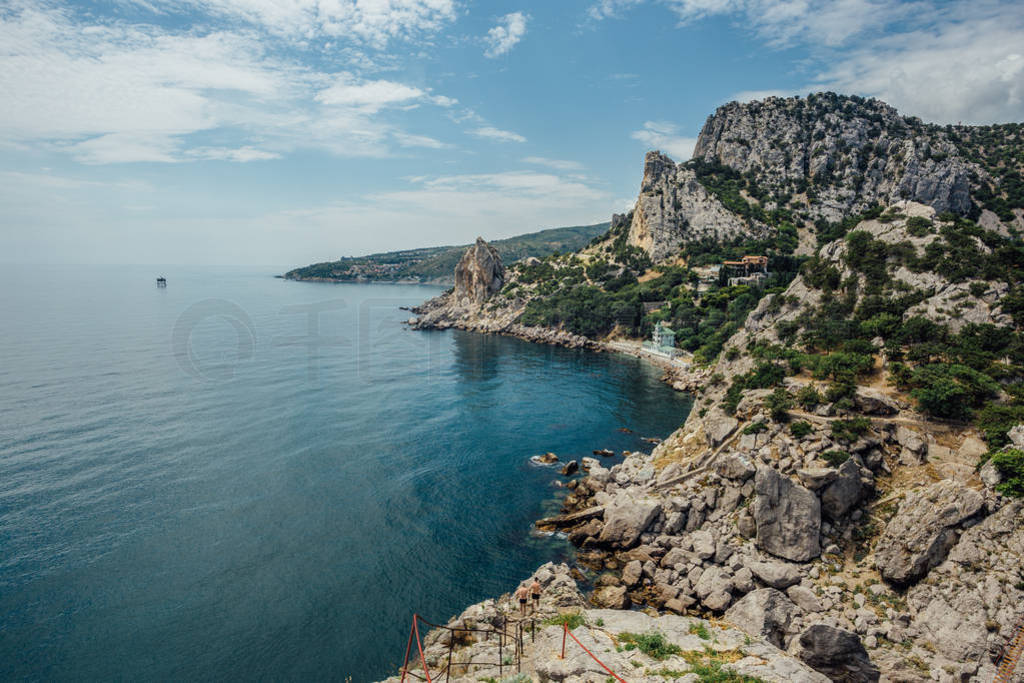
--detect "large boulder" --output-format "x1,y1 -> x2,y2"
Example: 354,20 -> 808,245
725,588 -> 799,648
747,560 -> 803,589
792,625 -> 879,682
453,237 -> 504,305
591,585 -> 630,609
597,497 -> 661,549
874,479 -> 985,585
752,467 -> 821,562
820,458 -> 865,520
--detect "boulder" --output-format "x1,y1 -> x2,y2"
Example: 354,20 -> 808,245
690,529 -> 716,559
597,497 -> 661,549
797,467 -> 837,491
725,588 -> 799,648
753,467 -> 822,562
980,459 -> 1002,489
786,585 -> 823,613
747,560 -> 803,589
715,453 -> 756,481
695,566 -> 734,603
621,560 -> 642,588
820,458 -> 864,520
591,585 -> 630,609
874,479 -> 985,585
894,425 -> 927,464
561,460 -> 579,476
853,389 -> 899,416
706,411 -> 739,447
1008,424 -> 1024,448
792,624 -> 880,682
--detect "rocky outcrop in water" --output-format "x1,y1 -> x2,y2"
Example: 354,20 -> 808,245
453,237 -> 504,306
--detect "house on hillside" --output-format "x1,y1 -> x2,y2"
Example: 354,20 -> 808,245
723,255 -> 769,287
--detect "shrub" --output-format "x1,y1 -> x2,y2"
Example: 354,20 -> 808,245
906,216 -> 934,236
909,363 -> 999,420
743,421 -> 768,435
796,385 -> 823,409
989,449 -> 1024,497
618,631 -> 682,660
790,421 -> 813,438
977,404 -> 1024,446
831,417 -> 872,443
765,387 -> 793,422
822,450 -> 851,466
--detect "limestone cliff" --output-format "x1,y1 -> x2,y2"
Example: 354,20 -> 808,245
453,237 -> 504,306
627,151 -> 769,261
692,94 -> 977,221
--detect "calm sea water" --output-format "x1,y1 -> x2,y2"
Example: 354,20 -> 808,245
0,265 -> 692,682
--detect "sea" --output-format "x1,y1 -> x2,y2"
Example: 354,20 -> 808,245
0,264 -> 693,681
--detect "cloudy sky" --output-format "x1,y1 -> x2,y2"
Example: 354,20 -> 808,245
2,0 -> 1022,266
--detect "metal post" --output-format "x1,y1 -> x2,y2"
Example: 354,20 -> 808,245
561,622 -> 567,659
498,629 -> 503,677
445,634 -> 453,683
400,616 -> 415,683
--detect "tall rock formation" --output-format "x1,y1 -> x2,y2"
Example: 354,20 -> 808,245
692,93 -> 976,220
627,151 -> 768,261
453,237 -> 504,306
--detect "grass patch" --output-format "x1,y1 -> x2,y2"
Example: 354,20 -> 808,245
619,631 -> 683,660
689,622 -> 711,640
542,611 -> 585,629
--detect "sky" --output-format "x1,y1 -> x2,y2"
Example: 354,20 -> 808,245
1,0 -> 1022,266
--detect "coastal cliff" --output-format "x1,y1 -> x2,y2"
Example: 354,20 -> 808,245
397,93 -> 1024,682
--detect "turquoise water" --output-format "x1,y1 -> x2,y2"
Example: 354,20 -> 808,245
0,265 -> 692,681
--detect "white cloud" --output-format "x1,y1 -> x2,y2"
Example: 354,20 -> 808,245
812,6 -> 1024,123
315,74 -> 426,111
469,126 -> 527,143
0,2 -> 460,162
630,121 -> 696,160
484,12 -> 528,58
588,0 -> 1024,124
392,132 -> 448,148
131,0 -> 458,47
189,146 -> 282,162
522,156 -> 585,171
587,0 -> 645,20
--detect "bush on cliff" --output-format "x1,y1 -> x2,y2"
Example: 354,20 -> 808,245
987,448 -> 1024,497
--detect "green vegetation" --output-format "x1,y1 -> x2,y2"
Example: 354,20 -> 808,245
284,222 -> 609,282
689,622 -> 711,640
987,449 -> 1024,497
831,417 -> 872,443
618,631 -> 683,660
790,421 -> 813,438
542,611 -> 585,629
742,421 -> 768,435
686,662 -> 768,683
822,450 -> 851,467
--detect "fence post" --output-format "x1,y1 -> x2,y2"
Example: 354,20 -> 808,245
561,622 -> 567,659
400,615 -> 415,683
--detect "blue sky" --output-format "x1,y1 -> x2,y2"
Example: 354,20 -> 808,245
1,0 -> 1022,266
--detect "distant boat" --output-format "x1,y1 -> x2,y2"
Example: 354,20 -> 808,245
156,277 -> 167,287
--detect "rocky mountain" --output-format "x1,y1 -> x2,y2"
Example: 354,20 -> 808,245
402,93 -> 1024,682
624,151 -> 769,261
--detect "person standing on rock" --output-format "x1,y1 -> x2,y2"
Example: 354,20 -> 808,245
529,579 -> 542,613
515,584 -> 530,616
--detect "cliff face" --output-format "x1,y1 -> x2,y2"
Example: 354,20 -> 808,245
692,94 -> 976,220
453,237 -> 504,306
627,151 -> 769,261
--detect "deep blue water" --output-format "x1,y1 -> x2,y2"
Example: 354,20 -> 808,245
0,265 -> 692,682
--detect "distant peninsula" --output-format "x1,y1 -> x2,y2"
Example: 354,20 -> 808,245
282,222 -> 609,285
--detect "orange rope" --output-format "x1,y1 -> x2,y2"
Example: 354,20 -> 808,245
562,623 -> 627,682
